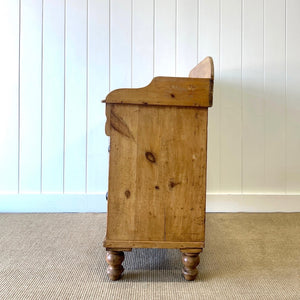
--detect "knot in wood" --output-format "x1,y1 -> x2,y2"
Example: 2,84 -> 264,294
145,151 -> 156,163
169,181 -> 180,189
124,190 -> 131,198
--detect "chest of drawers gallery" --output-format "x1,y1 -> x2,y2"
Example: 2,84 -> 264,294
103,57 -> 214,281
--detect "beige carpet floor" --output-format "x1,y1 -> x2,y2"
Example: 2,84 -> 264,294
0,213 -> 299,299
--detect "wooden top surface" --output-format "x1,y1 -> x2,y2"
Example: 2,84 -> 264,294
104,57 -> 214,107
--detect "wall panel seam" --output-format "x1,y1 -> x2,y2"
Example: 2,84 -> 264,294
85,0 -> 89,194
175,0 -> 178,76
284,0 -> 287,194
18,0 -> 21,194
109,0 -> 111,91
153,0 -> 155,77
130,0 -> 133,87
63,0 -> 66,193
263,0 -> 266,192
241,0 -> 244,194
218,0 -> 221,192
6,0 -> 299,200
196,0 -> 199,63
40,0 -> 44,193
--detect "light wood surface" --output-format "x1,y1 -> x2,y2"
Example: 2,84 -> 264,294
104,76 -> 213,107
104,57 -> 214,281
104,240 -> 205,249
105,104 -> 207,245
189,56 -> 214,79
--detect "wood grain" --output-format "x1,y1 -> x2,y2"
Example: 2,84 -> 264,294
105,104 -> 139,241
104,57 -> 213,280
104,240 -> 205,249
105,77 -> 213,107
104,105 -> 208,247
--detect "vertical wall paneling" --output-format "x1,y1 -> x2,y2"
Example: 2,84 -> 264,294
0,1 -> 19,192
42,0 -> 64,193
264,0 -> 286,193
154,0 -> 176,76
176,0 -> 198,76
64,0 -> 87,193
19,0 -> 43,193
1,0 -> 300,212
219,0 -> 242,193
242,0 -> 265,193
86,0 -> 109,193
110,0 -> 132,90
199,0 -> 221,193
286,0 -> 300,193
132,0 -> 154,87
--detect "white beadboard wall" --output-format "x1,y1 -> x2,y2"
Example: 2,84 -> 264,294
0,0 -> 300,212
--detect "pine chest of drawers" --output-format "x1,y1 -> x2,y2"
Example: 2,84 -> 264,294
103,57 -> 214,281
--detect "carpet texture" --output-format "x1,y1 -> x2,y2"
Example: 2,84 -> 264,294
0,213 -> 299,299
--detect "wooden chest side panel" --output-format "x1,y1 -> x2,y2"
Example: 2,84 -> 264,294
106,104 -> 208,244
134,106 -> 165,241
106,104 -> 139,241
159,107 -> 207,242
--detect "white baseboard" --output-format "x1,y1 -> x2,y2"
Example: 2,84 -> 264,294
206,194 -> 300,212
0,194 -> 107,213
0,193 -> 299,213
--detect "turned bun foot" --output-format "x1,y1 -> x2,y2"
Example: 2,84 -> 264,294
181,252 -> 200,281
106,251 -> 125,281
